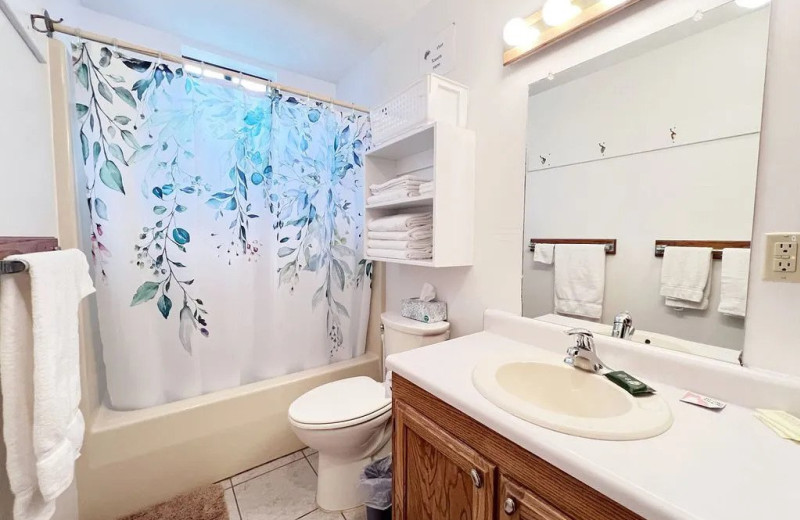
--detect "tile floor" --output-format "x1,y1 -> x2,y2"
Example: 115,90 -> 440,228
219,448 -> 367,520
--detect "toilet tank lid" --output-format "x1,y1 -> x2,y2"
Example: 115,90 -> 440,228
381,312 -> 450,336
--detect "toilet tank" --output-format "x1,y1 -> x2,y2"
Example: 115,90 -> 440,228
381,312 -> 450,360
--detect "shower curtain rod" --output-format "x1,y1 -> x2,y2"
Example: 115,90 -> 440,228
30,11 -> 370,114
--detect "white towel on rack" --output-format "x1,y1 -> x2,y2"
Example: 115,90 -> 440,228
367,189 -> 420,205
660,247 -> 712,303
553,244 -> 606,319
367,212 -> 432,232
718,248 -> 750,317
367,248 -> 433,260
0,249 -> 94,520
367,239 -> 432,251
368,229 -> 433,241
369,175 -> 427,194
533,243 -> 555,265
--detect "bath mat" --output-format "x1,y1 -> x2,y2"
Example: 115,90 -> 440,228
118,484 -> 229,520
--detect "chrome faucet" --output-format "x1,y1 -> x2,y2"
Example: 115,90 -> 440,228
611,311 -> 635,340
564,328 -> 607,373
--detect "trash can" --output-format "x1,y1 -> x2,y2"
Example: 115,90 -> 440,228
359,455 -> 392,520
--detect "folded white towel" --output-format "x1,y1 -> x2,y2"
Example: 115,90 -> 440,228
0,250 -> 95,520
367,248 -> 433,260
419,181 -> 434,195
367,212 -> 432,232
533,243 -> 555,265
367,189 -> 420,205
368,229 -> 432,241
718,248 -> 750,317
660,247 -> 712,303
368,239 -> 432,251
665,279 -> 710,310
554,244 -> 606,319
369,175 -> 427,194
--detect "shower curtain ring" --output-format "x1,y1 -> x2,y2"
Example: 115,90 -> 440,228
112,38 -> 118,52
75,28 -> 82,44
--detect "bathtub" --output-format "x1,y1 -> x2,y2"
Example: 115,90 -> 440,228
76,351 -> 381,520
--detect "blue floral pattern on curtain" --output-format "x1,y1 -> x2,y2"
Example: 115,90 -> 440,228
71,41 -> 372,409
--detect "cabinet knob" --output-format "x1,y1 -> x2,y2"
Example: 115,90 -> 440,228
503,497 -> 517,515
469,468 -> 482,488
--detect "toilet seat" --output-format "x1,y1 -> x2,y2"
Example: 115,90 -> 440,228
289,376 -> 391,430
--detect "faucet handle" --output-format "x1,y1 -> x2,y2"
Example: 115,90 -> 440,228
565,328 -> 594,350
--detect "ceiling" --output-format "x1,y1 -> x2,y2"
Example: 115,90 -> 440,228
79,0 -> 432,83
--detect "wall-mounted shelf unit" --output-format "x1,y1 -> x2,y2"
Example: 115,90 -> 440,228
364,122 -> 475,267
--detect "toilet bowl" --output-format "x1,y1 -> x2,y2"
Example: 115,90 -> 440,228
289,312 -> 450,512
289,376 -> 392,511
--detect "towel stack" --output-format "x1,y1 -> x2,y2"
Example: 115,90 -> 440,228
367,212 -> 433,260
367,175 -> 429,205
419,181 -> 434,197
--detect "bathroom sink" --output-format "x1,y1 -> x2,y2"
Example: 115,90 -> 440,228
473,357 -> 673,440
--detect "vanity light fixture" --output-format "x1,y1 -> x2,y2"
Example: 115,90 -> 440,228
503,17 -> 541,47
503,0 -> 643,66
735,0 -> 770,8
542,0 -> 582,27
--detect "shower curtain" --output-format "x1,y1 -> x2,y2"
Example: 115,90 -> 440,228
69,41 -> 372,410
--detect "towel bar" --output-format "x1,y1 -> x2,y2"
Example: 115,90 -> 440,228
654,240 -> 750,260
0,236 -> 60,274
529,239 -> 617,255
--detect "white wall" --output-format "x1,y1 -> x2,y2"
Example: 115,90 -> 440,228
337,0 -> 800,376
522,10 -> 768,350
0,11 -> 57,236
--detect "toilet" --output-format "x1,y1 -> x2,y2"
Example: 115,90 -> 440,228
288,312 -> 450,511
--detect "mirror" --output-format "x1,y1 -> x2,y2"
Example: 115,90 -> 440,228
522,1 -> 771,363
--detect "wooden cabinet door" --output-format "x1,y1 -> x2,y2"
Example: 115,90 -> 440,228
393,400 -> 496,520
497,475 -> 572,520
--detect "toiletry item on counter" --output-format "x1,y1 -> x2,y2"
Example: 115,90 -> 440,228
553,244 -> 606,319
401,283 -> 447,323
755,409 -> 800,442
605,371 -> 655,396
680,391 -> 726,410
660,247 -> 713,311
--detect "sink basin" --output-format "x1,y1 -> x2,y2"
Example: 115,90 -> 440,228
473,357 -> 673,440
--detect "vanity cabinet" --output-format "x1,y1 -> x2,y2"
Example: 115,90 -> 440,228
392,374 -> 643,520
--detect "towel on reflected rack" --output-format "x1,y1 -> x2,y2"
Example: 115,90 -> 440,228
665,279 -> 711,311
553,244 -> 606,319
0,249 -> 95,520
533,243 -> 555,265
660,247 -> 712,303
369,174 -> 427,194
718,248 -> 750,317
367,239 -> 432,251
367,248 -> 433,260
367,212 -> 432,232
367,229 -> 433,241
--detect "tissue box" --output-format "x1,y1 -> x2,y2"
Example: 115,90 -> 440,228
401,298 -> 447,323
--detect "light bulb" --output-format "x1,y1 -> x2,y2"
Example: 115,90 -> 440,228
542,0 -> 581,27
735,0 -> 770,8
503,18 -> 541,47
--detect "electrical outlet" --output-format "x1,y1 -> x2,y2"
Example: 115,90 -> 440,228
764,233 -> 800,282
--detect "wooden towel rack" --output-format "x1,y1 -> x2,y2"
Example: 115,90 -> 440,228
0,236 -> 60,274
529,238 -> 617,255
654,240 -> 750,260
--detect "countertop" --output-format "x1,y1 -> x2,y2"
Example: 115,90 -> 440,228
386,330 -> 800,520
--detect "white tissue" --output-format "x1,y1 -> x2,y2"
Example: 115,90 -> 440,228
419,282 -> 436,302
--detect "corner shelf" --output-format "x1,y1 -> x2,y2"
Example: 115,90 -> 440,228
364,121 -> 475,268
